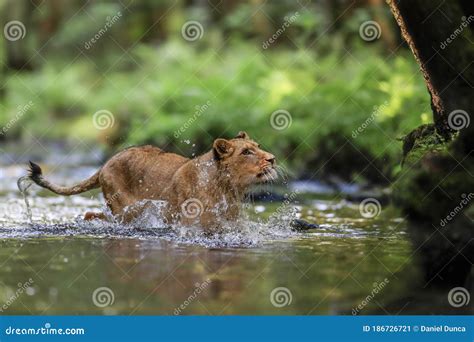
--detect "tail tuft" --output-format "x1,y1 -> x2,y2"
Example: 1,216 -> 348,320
26,161 -> 101,196
28,161 -> 43,182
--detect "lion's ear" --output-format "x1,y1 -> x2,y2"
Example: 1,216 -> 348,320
235,131 -> 250,140
213,139 -> 234,159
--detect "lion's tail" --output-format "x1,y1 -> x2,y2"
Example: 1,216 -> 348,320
28,161 -> 101,196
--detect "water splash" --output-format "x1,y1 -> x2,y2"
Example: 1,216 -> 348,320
2,193 -> 300,247
6,167 -> 395,247
17,176 -> 33,223
121,200 -> 299,248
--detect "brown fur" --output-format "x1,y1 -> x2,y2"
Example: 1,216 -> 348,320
28,132 -> 276,230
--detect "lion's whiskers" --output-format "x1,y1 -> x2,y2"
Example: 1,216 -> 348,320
275,164 -> 289,184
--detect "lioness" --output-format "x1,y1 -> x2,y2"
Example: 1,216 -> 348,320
27,131 -> 277,230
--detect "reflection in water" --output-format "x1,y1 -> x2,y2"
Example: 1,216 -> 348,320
378,219 -> 473,315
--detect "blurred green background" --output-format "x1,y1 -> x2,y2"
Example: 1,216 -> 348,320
0,0 -> 431,184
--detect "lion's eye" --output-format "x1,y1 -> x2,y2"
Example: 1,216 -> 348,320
241,149 -> 253,156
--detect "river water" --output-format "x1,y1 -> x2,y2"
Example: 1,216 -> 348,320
0,146 -> 460,315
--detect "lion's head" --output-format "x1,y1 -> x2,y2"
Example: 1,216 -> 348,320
212,131 -> 277,188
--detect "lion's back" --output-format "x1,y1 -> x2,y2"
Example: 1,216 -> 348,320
100,145 -> 189,199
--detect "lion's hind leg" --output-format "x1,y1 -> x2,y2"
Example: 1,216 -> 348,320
84,212 -> 107,221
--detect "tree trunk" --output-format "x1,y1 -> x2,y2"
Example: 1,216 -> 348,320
386,0 -> 473,297
387,0 -> 473,140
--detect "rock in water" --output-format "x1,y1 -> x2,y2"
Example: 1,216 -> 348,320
290,219 -> 319,232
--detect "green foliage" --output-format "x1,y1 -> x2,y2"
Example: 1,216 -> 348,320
1,39 -> 429,181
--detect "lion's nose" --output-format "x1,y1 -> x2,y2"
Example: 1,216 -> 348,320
266,154 -> 276,165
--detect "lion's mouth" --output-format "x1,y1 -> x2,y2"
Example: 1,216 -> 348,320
257,167 -> 278,181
